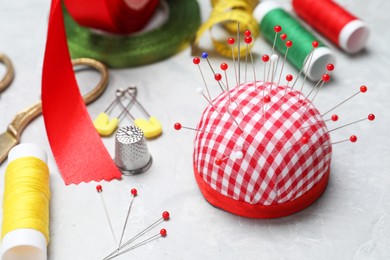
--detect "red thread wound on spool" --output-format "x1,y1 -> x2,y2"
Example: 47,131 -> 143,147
292,0 -> 369,53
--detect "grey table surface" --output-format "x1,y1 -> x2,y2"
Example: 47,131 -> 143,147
0,0 -> 389,259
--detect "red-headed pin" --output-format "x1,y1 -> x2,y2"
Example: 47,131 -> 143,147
105,210 -> 172,260
306,73 -> 331,103
160,228 -> 167,237
325,135 -> 358,147
292,40 -> 320,91
322,86 -> 368,116
243,34 -> 256,84
328,114 -> 375,133
287,134 -> 311,149
96,184 -> 103,193
277,40 -> 293,87
286,74 -> 293,86
105,228 -> 169,260
227,37 -> 239,88
162,211 -> 170,220
331,114 -> 339,121
193,56 -> 212,101
96,185 -> 117,243
327,63 -> 335,72
117,188 -> 138,250
174,122 -> 212,135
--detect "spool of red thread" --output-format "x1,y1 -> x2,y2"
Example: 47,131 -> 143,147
292,0 -> 369,54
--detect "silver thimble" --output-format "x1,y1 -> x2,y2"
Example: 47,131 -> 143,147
114,125 -> 152,175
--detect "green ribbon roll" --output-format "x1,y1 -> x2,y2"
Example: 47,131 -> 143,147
63,0 -> 201,68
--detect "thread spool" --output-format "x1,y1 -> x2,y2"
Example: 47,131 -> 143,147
292,0 -> 369,54
1,143 -> 50,260
253,1 -> 336,81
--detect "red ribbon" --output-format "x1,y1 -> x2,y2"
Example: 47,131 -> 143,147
64,0 -> 159,34
42,0 -> 122,184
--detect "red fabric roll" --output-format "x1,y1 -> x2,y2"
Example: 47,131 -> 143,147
64,0 -> 159,34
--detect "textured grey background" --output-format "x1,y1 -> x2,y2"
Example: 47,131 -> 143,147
0,0 -> 389,259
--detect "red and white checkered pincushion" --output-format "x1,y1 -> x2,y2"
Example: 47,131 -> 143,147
193,81 -> 332,218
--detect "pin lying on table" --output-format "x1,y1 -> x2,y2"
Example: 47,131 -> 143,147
93,87 -> 137,136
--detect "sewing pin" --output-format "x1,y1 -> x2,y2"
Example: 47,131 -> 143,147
301,114 -> 339,129
286,134 -> 311,150
227,37 -> 239,88
105,229 -> 167,260
193,56 -> 212,101
291,41 -> 318,91
96,185 -> 117,243
300,73 -> 331,119
174,122 -> 213,135
327,114 -> 375,133
322,85 -> 367,117
197,87 -> 242,131
327,135 -> 357,147
266,25 -> 282,83
104,211 -> 170,260
276,40 -> 293,87
117,188 -> 138,252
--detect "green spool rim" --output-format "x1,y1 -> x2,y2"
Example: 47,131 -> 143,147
63,0 -> 201,68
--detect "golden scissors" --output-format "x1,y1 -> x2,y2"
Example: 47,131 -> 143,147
0,57 -> 109,164
0,53 -> 15,93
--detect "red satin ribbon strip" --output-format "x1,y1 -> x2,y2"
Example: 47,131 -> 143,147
64,0 -> 159,34
42,0 -> 122,185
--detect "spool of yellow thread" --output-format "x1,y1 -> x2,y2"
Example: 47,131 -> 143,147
1,143 -> 50,260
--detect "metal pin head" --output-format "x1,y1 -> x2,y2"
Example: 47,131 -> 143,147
114,126 -> 152,175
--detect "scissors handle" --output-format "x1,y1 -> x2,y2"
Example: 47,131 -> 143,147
0,53 -> 15,93
6,57 -> 109,141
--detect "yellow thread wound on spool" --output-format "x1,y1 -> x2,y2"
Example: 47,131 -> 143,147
2,156 -> 50,244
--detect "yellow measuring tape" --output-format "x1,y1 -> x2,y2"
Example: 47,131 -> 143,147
192,0 -> 260,58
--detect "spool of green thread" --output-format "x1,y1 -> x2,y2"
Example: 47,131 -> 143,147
63,0 -> 201,68
253,1 -> 336,81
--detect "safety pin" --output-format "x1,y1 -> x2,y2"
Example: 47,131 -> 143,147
0,53 -> 14,94
93,87 -> 137,136
93,89 -> 131,136
0,58 -> 109,165
125,85 -> 163,139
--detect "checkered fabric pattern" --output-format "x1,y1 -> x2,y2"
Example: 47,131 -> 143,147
193,81 -> 332,206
